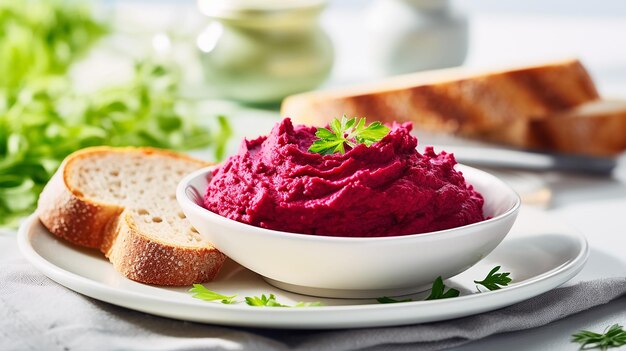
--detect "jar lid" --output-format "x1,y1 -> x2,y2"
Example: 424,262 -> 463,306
198,0 -> 327,22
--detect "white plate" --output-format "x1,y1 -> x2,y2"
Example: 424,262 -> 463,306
17,208 -> 588,329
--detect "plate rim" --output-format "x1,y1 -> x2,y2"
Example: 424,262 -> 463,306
17,214 -> 589,329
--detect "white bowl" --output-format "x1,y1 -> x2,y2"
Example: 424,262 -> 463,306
177,164 -> 520,298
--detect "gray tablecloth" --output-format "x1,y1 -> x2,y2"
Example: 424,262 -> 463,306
1,243 -> 625,351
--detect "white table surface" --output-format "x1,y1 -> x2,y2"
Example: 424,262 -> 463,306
3,1 -> 626,350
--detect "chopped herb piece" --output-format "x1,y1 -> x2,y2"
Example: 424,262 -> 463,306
571,324 -> 626,350
474,266 -> 512,291
189,284 -> 237,304
425,277 -> 460,300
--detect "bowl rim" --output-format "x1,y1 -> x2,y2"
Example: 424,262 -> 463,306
176,164 -> 521,243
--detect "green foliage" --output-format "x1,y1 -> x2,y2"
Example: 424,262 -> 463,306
572,324 -> 626,350
0,0 -> 107,89
0,1 -> 231,227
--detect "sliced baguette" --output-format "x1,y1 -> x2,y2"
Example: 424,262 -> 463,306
479,100 -> 626,156
282,59 -> 599,135
37,146 -> 225,286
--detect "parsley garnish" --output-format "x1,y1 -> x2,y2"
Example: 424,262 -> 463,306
189,288 -> 322,307
572,324 -> 626,350
425,276 -> 460,300
474,266 -> 512,291
245,294 -> 322,308
308,116 -> 390,155
189,284 -> 237,304
245,294 -> 288,307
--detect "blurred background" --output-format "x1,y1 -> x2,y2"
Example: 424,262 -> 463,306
79,0 -> 626,96
2,0 -> 626,226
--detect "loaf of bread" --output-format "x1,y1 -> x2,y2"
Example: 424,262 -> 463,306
282,59 -> 598,134
37,147 -> 225,286
479,100 -> 626,156
281,59 -> 626,156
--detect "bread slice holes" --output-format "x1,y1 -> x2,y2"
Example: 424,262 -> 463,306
178,212 -> 186,219
109,170 -> 119,177
152,216 -> 163,223
190,227 -> 199,234
137,209 -> 149,215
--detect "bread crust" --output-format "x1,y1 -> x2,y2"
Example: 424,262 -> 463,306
37,146 -> 226,286
479,105 -> 626,156
105,213 -> 225,286
282,59 -> 599,135
280,59 -> 626,156
37,162 -> 123,249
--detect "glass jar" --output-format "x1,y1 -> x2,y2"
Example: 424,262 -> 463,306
196,0 -> 333,104
365,0 -> 468,76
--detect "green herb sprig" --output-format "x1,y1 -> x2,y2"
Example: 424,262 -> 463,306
425,277 -> 460,300
245,294 -> 289,307
308,116 -> 390,155
572,324 -> 626,350
190,287 -> 322,308
377,276 -> 459,304
189,284 -> 237,304
377,266 -> 513,304
244,294 -> 323,307
474,266 -> 512,291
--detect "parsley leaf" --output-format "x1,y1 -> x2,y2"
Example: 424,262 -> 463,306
188,288 -> 323,307
474,266 -> 512,291
376,296 -> 413,304
245,294 -> 288,307
245,294 -> 322,308
308,115 -> 390,155
189,284 -> 237,304
572,324 -> 626,350
425,277 -> 460,300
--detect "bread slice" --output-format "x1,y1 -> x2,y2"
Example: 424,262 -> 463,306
36,147 -> 225,286
281,59 -> 598,135
478,100 -> 626,156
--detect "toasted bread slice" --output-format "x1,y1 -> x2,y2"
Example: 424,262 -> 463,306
37,147 -> 225,286
479,100 -> 626,156
281,59 -> 598,135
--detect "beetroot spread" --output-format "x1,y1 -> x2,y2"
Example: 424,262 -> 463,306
204,118 -> 485,237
